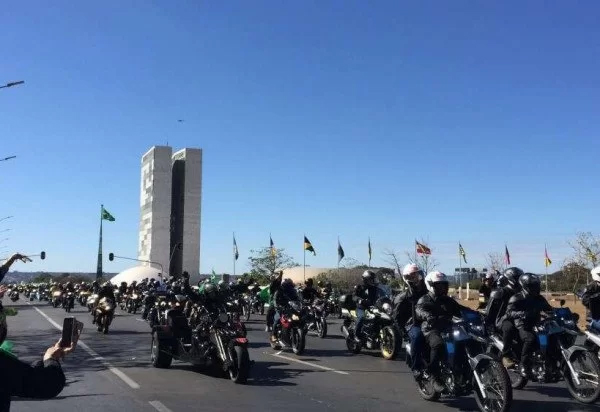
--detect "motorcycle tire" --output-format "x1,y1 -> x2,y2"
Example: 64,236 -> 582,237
229,345 -> 250,384
317,318 -> 328,339
291,327 -> 306,355
473,360 -> 512,412
346,336 -> 362,354
103,316 -> 110,334
506,366 -> 528,390
151,331 -> 173,368
564,350 -> 600,404
416,375 -> 441,401
380,325 -> 399,360
245,305 -> 251,322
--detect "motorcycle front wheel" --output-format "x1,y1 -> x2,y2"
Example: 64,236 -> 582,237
291,327 -> 306,355
380,325 -> 399,360
564,350 -> 600,404
473,360 -> 512,412
228,345 -> 250,384
317,318 -> 328,339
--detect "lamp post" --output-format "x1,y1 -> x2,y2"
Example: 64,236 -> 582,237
0,81 -> 24,89
108,253 -> 165,280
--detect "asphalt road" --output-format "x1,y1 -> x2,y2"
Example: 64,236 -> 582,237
3,300 -> 598,412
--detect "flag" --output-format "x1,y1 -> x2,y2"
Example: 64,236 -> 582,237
544,245 -> 552,267
415,240 -> 431,255
338,239 -> 345,263
585,247 -> 598,265
505,245 -> 511,265
270,235 -> 276,257
368,238 -> 372,262
210,269 -> 217,283
459,243 -> 467,264
304,236 -> 316,255
233,235 -> 239,261
101,206 -> 115,222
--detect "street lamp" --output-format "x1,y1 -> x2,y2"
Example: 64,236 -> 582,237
0,81 -> 25,89
0,156 -> 16,162
108,253 -> 165,280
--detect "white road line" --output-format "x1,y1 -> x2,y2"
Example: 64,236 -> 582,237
30,305 -> 141,389
149,400 -> 173,412
271,353 -> 349,375
135,318 -> 147,322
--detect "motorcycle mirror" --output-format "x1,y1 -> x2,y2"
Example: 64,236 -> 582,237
109,253 -> 114,262
560,299 -> 565,307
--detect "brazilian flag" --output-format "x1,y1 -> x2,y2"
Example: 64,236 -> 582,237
304,236 -> 316,255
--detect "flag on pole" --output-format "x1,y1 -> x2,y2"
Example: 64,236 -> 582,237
210,269 -> 218,283
368,238 -> 372,261
415,240 -> 431,255
101,206 -> 115,222
544,245 -> 552,267
233,235 -> 239,261
459,243 -> 467,264
270,235 -> 276,257
585,246 -> 598,265
304,236 -> 316,255
338,239 -> 345,264
505,245 -> 511,265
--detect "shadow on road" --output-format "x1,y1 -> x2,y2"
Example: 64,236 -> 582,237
299,348 -> 352,358
249,361 -> 316,387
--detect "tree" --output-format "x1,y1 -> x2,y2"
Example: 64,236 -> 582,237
405,248 -> 439,275
568,232 -> 600,285
247,247 -> 299,278
383,249 -> 403,274
485,252 -> 507,274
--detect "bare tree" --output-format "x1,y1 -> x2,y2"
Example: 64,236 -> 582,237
404,239 -> 439,274
340,257 -> 363,269
382,249 -> 403,274
485,252 -> 507,274
567,232 -> 600,286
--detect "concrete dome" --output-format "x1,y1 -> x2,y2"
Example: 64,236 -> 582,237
110,266 -> 163,285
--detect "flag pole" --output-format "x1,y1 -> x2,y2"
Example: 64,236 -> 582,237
337,236 -> 340,271
303,236 -> 306,282
368,237 -> 371,268
545,244 -> 548,296
459,241 -> 462,294
96,204 -> 103,280
233,232 -> 236,277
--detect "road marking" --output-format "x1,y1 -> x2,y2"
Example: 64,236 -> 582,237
149,400 -> 173,412
135,318 -> 147,322
270,352 -> 349,375
30,305 -> 141,389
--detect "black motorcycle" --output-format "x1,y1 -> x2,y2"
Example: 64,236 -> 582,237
8,289 -> 19,303
306,298 -> 328,338
151,309 -> 251,384
342,297 -> 399,360
63,291 -> 75,313
126,292 -> 143,314
270,300 -> 308,355
409,310 -> 512,412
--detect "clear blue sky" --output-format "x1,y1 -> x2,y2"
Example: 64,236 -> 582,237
1,1 -> 599,276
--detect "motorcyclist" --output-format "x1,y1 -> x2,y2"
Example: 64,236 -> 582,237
352,270 -> 380,343
416,271 -> 472,392
505,273 -> 553,378
478,273 -> 495,309
392,264 -> 427,375
270,278 -> 299,342
322,282 -> 332,299
91,281 -> 100,294
266,271 -> 283,332
93,283 -> 116,325
300,278 -> 320,305
581,266 -> 600,332
483,267 -> 524,368
118,282 -> 127,295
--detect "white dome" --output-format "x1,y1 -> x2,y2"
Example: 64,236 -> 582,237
110,266 -> 163,285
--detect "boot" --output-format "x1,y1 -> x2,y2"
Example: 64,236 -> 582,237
502,356 -> 515,369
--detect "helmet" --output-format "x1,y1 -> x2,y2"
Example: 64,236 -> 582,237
317,281 -> 324,288
362,270 -> 376,285
425,271 -> 449,297
591,266 -> 600,283
204,283 -> 218,298
519,273 -> 541,296
229,281 -> 235,288
217,280 -> 229,292
282,278 -> 294,292
121,282 -> 127,287
305,278 -> 314,287
503,267 -> 525,289
401,264 -> 424,287
496,275 -> 509,288
485,272 -> 495,281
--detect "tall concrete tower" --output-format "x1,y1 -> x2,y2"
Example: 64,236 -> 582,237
170,148 -> 202,276
138,146 -> 173,275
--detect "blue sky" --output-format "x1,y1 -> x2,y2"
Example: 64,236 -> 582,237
1,1 -> 599,276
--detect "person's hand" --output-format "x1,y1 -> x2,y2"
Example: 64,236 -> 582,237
0,285 -> 7,298
43,342 -> 65,362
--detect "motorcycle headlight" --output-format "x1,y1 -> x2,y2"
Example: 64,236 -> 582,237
292,314 -> 300,321
382,302 -> 392,315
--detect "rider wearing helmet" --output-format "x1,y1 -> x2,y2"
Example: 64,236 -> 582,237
118,282 -> 128,295
352,270 -> 380,343
392,264 -> 427,375
478,272 -> 495,308
505,273 -> 553,378
271,278 -> 299,342
300,278 -> 319,305
416,271 -> 471,391
266,271 -> 284,332
483,267 -> 524,368
581,266 -> 600,332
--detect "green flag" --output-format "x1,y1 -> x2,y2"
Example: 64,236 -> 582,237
210,269 -> 218,284
101,207 -> 115,222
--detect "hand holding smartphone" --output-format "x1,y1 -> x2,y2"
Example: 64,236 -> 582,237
60,317 -> 83,348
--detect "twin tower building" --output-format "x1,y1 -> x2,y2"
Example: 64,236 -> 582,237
138,146 -> 202,278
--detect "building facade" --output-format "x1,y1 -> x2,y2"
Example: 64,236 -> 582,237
138,145 -> 202,278
170,148 -> 202,276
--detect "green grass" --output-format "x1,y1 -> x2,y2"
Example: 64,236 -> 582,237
4,308 -> 18,316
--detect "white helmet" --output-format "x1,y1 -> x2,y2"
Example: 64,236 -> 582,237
592,266 -> 600,283
401,264 -> 423,286
425,271 -> 449,294
485,272 -> 495,281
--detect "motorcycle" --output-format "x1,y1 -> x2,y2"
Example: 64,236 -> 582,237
78,290 -> 91,306
95,297 -> 115,334
148,295 -> 170,328
487,303 -> 600,404
87,293 -> 99,312
63,291 -> 75,313
151,309 -> 251,384
270,300 -> 308,355
342,297 -> 399,360
325,293 -> 342,319
306,298 -> 328,338
8,289 -> 19,302
408,310 -> 512,412
51,290 -> 63,307
126,292 -> 142,314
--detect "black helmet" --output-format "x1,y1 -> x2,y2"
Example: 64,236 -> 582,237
282,278 -> 294,293
496,274 -> 509,288
362,270 -> 376,285
519,273 -> 541,297
305,278 -> 314,287
503,267 -> 524,289
204,283 -> 217,298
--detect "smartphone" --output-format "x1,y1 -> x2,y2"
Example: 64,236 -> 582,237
60,317 -> 75,348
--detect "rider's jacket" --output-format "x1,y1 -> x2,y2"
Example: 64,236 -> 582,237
392,282 -> 427,329
581,282 -> 600,320
505,292 -> 553,329
484,286 -> 518,329
416,293 -> 467,335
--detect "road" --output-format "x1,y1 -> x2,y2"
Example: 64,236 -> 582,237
3,300 -> 597,412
